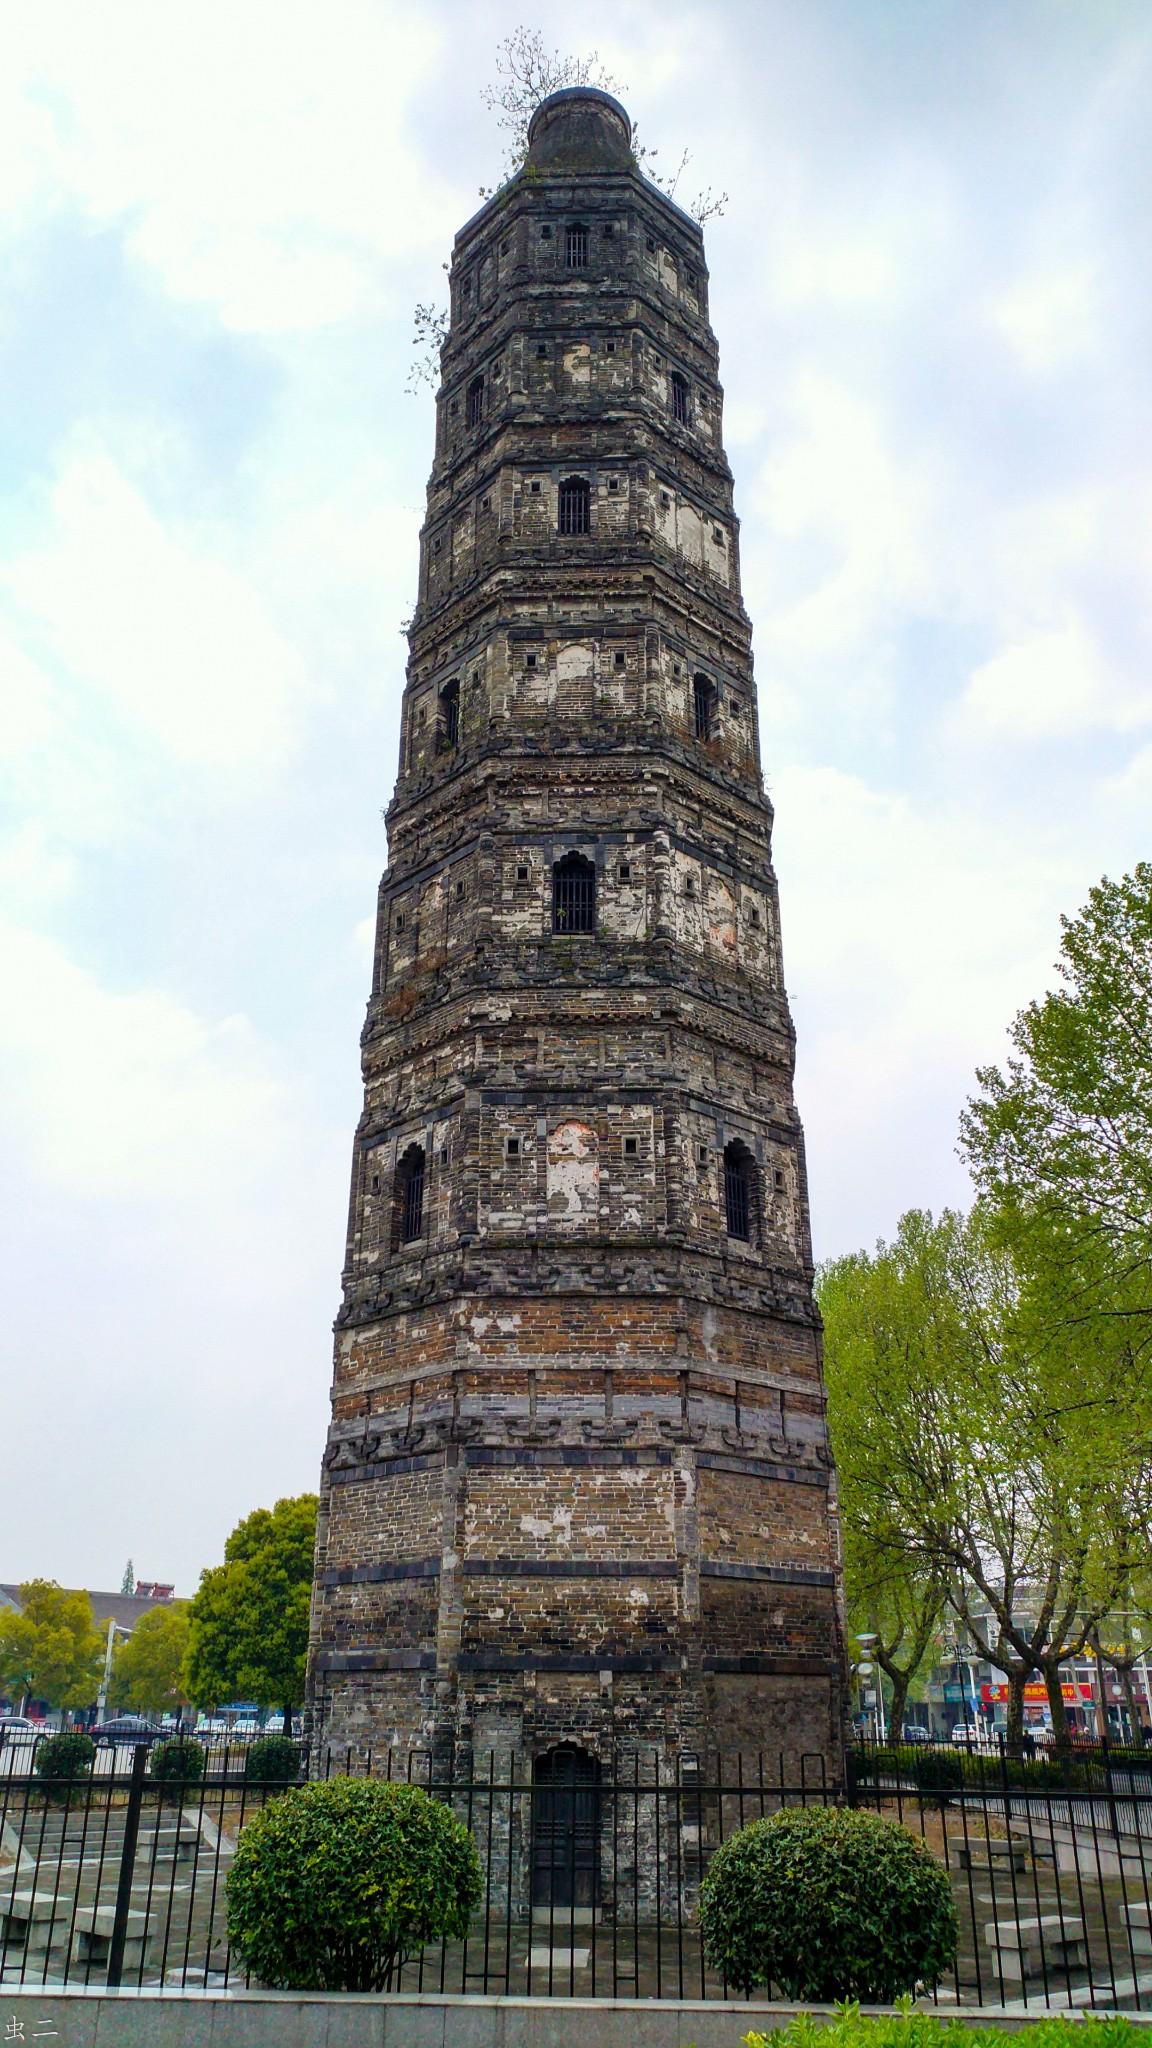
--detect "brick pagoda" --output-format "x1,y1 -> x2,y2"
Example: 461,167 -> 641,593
306,87 -> 847,1779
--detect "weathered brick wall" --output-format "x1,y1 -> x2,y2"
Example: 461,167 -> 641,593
306,87 -> 847,1782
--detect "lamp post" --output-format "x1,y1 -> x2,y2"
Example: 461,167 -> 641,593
856,1633 -> 885,1742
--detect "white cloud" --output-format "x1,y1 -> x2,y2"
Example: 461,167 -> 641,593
956,619 -> 1152,740
3,442 -> 308,770
994,261 -> 1102,376
2,0 -> 450,330
0,918 -> 288,1199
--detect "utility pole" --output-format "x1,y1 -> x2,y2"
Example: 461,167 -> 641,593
95,1617 -> 116,1725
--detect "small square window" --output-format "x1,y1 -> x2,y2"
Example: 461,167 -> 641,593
541,225 -> 552,239
697,1144 -> 709,1166
661,491 -> 671,508
480,494 -> 491,511
687,270 -> 698,289
525,652 -> 537,670
749,905 -> 761,927
395,913 -> 406,932
685,876 -> 697,897
646,236 -> 657,252
516,864 -> 530,882
536,342 -> 548,358
712,527 -> 725,545
433,536 -> 442,552
673,662 -> 682,677
455,880 -> 465,900
449,400 -> 458,415
505,1136 -> 520,1158
501,239 -> 509,253
530,479 -> 542,494
604,224 -> 614,238
614,649 -> 626,669
607,476 -> 619,493
774,1169 -> 785,1190
440,1146 -> 449,1166
618,862 -> 631,881
605,339 -> 616,354
471,667 -> 482,685
493,359 -> 503,378
418,707 -> 427,724
623,1136 -> 638,1157
370,1172 -> 380,1193
729,696 -> 741,714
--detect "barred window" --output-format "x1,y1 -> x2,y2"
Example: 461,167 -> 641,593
566,222 -> 589,268
694,674 -> 716,741
671,372 -> 691,425
466,377 -> 484,427
395,1144 -> 426,1245
559,476 -> 590,535
553,852 -> 596,934
724,1141 -> 755,1242
438,679 -> 459,751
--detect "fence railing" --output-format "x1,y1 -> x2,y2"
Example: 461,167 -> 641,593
4,1733 -> 1152,2005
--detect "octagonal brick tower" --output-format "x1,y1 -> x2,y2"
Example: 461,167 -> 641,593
306,89 -> 847,1775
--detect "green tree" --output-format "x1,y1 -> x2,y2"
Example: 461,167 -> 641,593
109,1602 -> 191,1717
841,1516 -> 948,1739
184,1496 -> 317,1734
0,1581 -> 103,1712
962,862 -> 1152,1349
820,1209 -> 1146,1754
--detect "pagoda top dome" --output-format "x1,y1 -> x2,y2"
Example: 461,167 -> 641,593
525,87 -> 633,173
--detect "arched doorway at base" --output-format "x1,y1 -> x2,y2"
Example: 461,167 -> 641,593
531,1744 -> 602,1909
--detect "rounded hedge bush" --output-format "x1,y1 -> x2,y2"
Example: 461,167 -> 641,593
34,1730 -> 96,1801
150,1737 -> 205,1790
243,1735 -> 302,1784
225,1776 -> 483,1991
699,1805 -> 958,2001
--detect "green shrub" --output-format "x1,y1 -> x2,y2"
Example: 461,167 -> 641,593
150,1738 -> 205,1792
243,1735 -> 302,1784
700,1806 -> 958,2001
34,1730 -> 96,1801
744,2009 -> 1149,2048
852,1747 -> 962,1794
907,1750 -> 963,1793
225,1776 -> 483,1991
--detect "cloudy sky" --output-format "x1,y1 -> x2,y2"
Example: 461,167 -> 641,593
2,0 -> 1150,1594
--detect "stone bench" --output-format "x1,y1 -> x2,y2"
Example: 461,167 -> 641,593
0,1890 -> 69,1954
984,1911 -> 1087,1981
136,1821 -> 199,1863
72,1905 -> 154,1974
955,1839 -> 1030,1873
1119,1896 -> 1152,1955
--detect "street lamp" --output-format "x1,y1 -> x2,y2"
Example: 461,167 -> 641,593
856,1633 -> 886,1741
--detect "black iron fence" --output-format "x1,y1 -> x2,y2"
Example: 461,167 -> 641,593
4,1732 -> 1152,2006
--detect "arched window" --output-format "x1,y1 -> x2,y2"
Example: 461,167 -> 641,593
552,853 -> 596,934
724,1140 -> 756,1243
565,223 -> 589,269
671,372 -> 691,425
532,1745 -> 601,1908
394,1143 -> 426,1246
466,376 -> 484,427
694,673 -> 716,742
558,476 -> 590,536
438,679 -> 459,751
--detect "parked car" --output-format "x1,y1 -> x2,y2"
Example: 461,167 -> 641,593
901,1726 -> 931,1743
0,1716 -> 38,1740
92,1716 -> 159,1745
